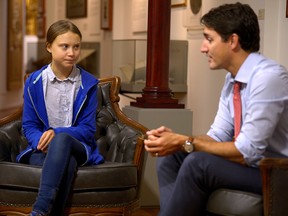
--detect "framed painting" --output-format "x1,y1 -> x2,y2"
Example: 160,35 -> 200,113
101,0 -> 113,30
38,0 -> 45,14
66,0 -> 87,19
37,16 -> 45,38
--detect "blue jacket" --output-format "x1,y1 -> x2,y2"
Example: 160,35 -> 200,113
16,65 -> 104,165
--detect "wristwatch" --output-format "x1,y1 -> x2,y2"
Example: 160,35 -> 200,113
182,136 -> 194,153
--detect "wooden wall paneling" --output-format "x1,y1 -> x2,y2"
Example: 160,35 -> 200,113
7,0 -> 23,90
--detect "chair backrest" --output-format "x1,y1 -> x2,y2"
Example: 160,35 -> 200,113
0,76 -> 147,163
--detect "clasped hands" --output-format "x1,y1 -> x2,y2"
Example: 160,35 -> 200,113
144,126 -> 188,157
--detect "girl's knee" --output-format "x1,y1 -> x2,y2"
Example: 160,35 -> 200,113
53,133 -> 72,142
49,133 -> 72,151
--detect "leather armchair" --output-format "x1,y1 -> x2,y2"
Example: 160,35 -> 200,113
0,76 -> 148,216
206,158 -> 288,216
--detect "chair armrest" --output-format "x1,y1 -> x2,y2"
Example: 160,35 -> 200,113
134,136 -> 145,170
259,158 -> 288,216
0,106 -> 22,127
0,107 -> 26,162
0,131 -> 13,161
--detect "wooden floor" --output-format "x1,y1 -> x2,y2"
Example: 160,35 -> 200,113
132,207 -> 159,216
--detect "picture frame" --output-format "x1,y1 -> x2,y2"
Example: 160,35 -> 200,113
38,0 -> 45,14
171,0 -> 187,7
101,0 -> 113,30
37,16 -> 45,38
286,0 -> 288,18
66,0 -> 87,19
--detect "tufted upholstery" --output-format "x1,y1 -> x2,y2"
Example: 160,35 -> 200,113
0,76 -> 148,216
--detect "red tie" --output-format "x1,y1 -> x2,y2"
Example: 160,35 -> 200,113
233,81 -> 242,138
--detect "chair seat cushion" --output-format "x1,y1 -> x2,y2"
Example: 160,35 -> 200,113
206,188 -> 263,216
0,161 -> 138,206
0,161 -> 137,190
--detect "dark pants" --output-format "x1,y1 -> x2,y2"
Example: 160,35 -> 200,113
29,133 -> 86,216
157,152 -> 262,216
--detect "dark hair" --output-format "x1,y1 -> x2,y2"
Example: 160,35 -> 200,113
46,20 -> 82,45
200,2 -> 260,52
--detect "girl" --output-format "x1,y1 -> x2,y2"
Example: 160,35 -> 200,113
16,20 -> 104,216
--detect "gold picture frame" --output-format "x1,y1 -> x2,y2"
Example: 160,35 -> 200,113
171,0 -> 187,7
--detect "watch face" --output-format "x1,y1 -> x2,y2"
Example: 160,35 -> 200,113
184,140 -> 194,153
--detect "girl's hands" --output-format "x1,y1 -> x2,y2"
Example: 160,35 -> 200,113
37,129 -> 55,153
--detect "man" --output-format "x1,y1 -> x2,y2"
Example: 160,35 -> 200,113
144,2 -> 288,216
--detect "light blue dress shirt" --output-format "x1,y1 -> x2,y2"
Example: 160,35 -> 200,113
207,53 -> 288,167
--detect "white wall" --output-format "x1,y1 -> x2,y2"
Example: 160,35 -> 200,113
263,0 -> 288,69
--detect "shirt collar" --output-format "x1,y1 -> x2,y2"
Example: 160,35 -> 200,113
229,52 -> 262,85
47,64 -> 79,82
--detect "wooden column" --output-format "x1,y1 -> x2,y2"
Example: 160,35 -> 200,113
130,0 -> 184,108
